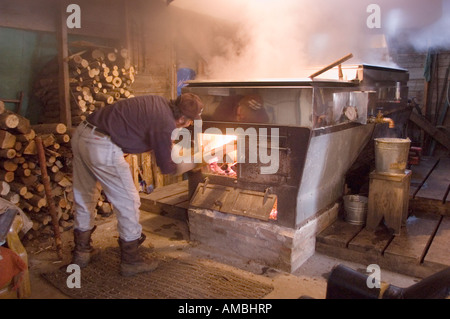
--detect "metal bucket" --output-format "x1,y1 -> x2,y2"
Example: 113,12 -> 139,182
343,195 -> 368,225
374,138 -> 411,174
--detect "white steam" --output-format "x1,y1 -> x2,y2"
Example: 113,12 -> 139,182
171,0 -> 448,80
405,0 -> 450,51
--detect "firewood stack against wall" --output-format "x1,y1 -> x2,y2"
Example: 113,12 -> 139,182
0,106 -> 112,241
34,47 -> 136,125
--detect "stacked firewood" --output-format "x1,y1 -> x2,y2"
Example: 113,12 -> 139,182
34,47 -> 135,125
0,105 -> 112,240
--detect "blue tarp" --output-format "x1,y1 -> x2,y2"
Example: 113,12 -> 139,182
177,68 -> 196,96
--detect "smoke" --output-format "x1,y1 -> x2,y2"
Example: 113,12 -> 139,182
171,0 -> 447,80
402,0 -> 450,51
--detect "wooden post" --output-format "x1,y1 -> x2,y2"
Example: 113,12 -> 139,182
35,136 -> 63,260
123,0 -> 132,63
309,53 -> 354,79
57,1 -> 72,129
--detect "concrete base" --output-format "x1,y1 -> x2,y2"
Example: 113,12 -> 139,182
188,203 -> 339,273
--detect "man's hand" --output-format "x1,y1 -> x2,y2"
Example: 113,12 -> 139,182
175,162 -> 197,175
174,150 -> 206,175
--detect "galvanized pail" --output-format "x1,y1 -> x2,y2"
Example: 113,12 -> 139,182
374,138 -> 411,174
343,195 -> 368,226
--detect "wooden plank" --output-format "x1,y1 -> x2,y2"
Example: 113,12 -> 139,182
131,155 -> 140,191
140,180 -> 190,221
140,180 -> 189,213
143,180 -> 188,202
409,111 -> 450,150
150,150 -> 164,188
124,154 -> 140,191
316,219 -> 362,248
140,152 -> 154,188
316,214 -> 447,279
144,179 -> 188,194
176,201 -> 190,209
410,197 -> 450,216
158,203 -> 189,221
409,157 -> 440,196
384,215 -> 441,264
415,157 -> 450,202
158,193 -> 189,206
424,216 -> 450,269
348,226 -> 394,255
316,240 -> 439,279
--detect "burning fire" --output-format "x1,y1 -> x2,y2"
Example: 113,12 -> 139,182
200,132 -> 278,220
201,133 -> 238,177
209,161 -> 237,177
269,200 -> 277,220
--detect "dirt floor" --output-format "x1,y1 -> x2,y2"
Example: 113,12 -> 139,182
23,209 -> 420,300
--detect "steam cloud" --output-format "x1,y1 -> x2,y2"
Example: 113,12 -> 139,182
172,0 -> 448,80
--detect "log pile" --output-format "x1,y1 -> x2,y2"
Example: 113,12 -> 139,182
34,47 -> 135,125
0,106 -> 112,240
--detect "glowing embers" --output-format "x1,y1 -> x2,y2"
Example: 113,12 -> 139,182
201,133 -> 238,178
208,162 -> 237,177
269,199 -> 278,220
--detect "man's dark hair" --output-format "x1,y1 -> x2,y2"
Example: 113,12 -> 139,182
169,93 -> 203,121
169,98 -> 184,120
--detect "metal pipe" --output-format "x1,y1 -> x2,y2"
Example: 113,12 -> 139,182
382,117 -> 395,128
368,110 -> 395,128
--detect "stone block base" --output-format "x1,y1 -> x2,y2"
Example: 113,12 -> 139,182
188,203 -> 338,273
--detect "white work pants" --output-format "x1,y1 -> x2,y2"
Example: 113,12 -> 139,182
71,123 -> 142,242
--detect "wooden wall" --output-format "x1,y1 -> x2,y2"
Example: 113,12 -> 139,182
0,0 -> 189,189
127,0 -> 177,99
0,0 -> 126,40
0,0 -> 178,122
392,48 -> 450,156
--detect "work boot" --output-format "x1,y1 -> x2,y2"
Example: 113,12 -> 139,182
118,233 -> 159,277
71,226 -> 100,268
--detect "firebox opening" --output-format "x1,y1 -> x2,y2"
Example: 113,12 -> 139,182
200,133 -> 238,178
